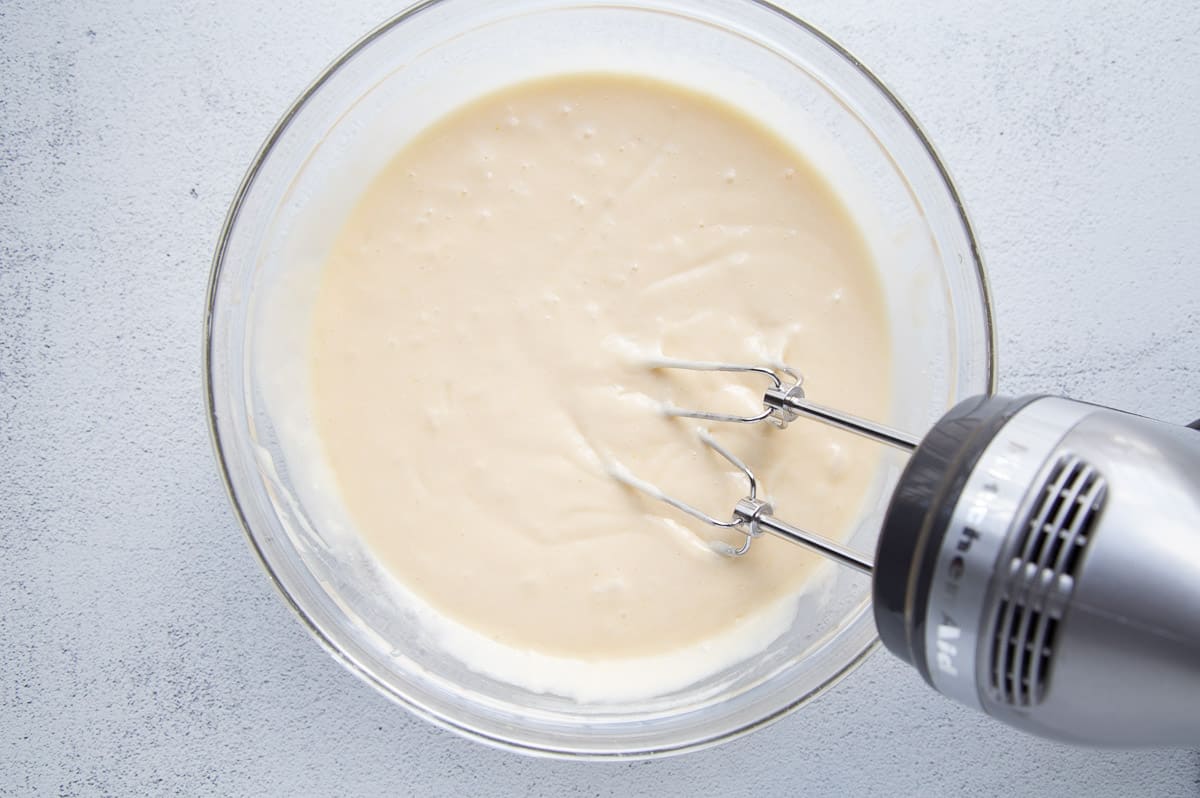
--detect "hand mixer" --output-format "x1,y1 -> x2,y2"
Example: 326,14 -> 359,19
613,358 -> 1200,747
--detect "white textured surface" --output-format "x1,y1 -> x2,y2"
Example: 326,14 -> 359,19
2,0 -> 1199,794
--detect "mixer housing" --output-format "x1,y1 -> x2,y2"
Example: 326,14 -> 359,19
873,395 -> 1200,746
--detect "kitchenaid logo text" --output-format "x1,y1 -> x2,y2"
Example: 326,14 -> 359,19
936,515 -> 984,678
936,443 -> 1024,679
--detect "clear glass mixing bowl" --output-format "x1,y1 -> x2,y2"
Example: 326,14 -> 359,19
204,0 -> 996,758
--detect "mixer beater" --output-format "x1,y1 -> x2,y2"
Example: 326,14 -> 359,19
612,357 -> 915,569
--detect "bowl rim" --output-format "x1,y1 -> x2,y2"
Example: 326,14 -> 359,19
202,0 -> 998,759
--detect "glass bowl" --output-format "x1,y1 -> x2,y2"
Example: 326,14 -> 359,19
204,0 -> 996,758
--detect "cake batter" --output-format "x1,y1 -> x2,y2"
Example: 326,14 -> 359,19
311,73 -> 890,663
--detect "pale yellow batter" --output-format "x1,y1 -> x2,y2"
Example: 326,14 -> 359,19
311,74 -> 890,662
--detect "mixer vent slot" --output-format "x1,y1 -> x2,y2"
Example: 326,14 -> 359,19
987,454 -> 1106,707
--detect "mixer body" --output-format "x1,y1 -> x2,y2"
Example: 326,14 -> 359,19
874,396 -> 1200,746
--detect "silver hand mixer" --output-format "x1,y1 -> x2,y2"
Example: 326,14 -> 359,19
614,359 -> 1200,747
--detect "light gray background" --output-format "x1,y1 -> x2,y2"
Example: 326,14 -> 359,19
3,0 -> 1199,795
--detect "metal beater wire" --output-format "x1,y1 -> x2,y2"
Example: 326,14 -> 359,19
648,357 -> 800,425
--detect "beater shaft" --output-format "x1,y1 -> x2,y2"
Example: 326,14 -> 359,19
747,511 -> 873,574
765,390 -> 920,452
